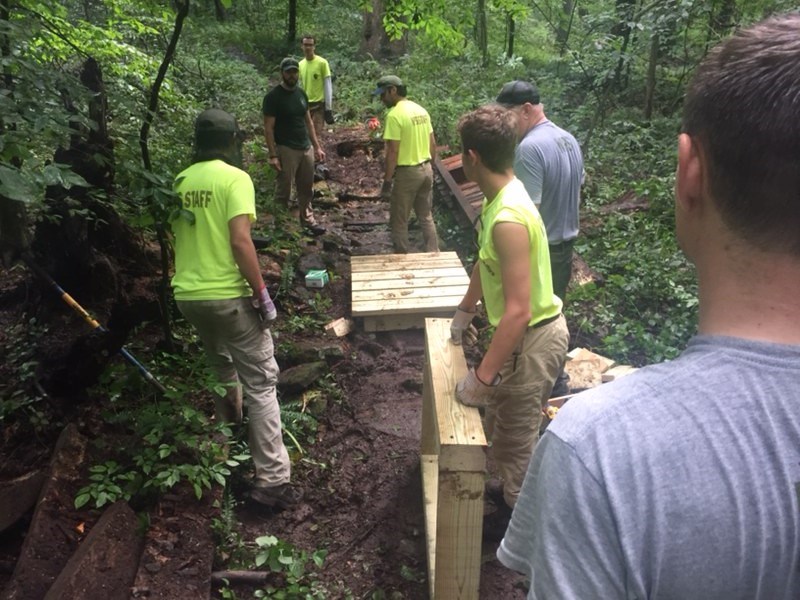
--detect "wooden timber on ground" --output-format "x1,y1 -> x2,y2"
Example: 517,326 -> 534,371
421,318 -> 486,599
351,252 -> 470,332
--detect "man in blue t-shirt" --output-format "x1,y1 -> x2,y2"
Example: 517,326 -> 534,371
499,14 -> 800,599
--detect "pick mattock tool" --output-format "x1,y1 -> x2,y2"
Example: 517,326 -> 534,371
21,253 -> 167,396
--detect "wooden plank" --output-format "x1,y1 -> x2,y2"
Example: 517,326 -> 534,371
324,317 -> 354,337
351,267 -> 469,283
422,318 -> 485,599
353,285 -> 469,304
353,294 -> 465,316
421,454 -> 438,600
350,250 -> 458,264
434,470 -> 484,600
424,319 -> 486,451
352,274 -> 469,292
434,156 -> 479,224
351,255 -> 462,272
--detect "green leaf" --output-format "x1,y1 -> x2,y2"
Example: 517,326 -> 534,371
0,165 -> 38,202
74,493 -> 91,509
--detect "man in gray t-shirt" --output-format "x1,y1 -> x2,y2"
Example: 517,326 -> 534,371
499,13 -> 800,599
497,81 -> 583,397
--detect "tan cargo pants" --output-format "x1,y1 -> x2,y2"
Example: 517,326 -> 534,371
484,314 -> 569,507
390,161 -> 439,253
177,297 -> 291,487
275,144 -> 317,227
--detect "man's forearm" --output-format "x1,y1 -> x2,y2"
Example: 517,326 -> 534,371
231,238 -> 265,294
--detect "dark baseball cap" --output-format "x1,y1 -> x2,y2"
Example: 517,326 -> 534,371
496,80 -> 540,106
372,75 -> 403,95
195,108 -> 237,134
280,57 -> 300,71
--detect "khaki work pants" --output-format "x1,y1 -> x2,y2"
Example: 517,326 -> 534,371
177,297 -> 291,487
390,162 -> 439,253
275,144 -> 317,226
308,102 -> 324,140
484,314 -> 569,507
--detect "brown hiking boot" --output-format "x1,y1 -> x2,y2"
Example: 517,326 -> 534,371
249,483 -> 304,510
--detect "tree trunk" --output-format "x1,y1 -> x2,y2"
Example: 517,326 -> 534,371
287,0 -> 297,45
643,33 -> 658,120
140,0 -> 191,351
359,0 -> 406,59
506,13 -> 515,57
611,0 -> 636,90
213,0 -> 225,22
475,0 -> 488,67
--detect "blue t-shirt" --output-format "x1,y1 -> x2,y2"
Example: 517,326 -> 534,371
499,335 -> 800,599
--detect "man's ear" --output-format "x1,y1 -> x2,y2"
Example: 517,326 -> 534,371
676,133 -> 704,212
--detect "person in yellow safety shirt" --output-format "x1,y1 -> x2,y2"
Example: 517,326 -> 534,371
298,34 -> 333,137
374,75 -> 439,254
449,104 -> 569,541
171,108 -> 303,511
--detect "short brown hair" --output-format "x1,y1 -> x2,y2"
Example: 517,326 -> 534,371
682,13 -> 800,255
457,105 -> 518,174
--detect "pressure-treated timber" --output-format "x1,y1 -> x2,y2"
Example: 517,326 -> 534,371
421,318 -> 486,599
351,252 -> 470,331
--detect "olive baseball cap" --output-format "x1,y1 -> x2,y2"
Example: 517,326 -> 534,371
195,108 -> 237,134
372,75 -> 404,95
280,57 -> 300,71
496,80 -> 540,106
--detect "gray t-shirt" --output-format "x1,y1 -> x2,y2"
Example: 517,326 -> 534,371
498,335 -> 800,600
514,120 -> 583,244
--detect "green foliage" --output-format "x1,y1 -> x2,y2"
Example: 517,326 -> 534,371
253,535 -> 328,599
0,318 -> 53,432
76,398 -> 250,508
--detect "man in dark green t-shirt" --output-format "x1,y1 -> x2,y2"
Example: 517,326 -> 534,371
262,57 -> 326,236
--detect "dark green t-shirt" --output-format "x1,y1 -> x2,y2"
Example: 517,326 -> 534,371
261,85 -> 310,150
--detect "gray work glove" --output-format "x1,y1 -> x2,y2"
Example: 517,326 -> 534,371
251,285 -> 277,328
450,307 -> 478,346
455,368 -> 501,408
381,180 -> 393,201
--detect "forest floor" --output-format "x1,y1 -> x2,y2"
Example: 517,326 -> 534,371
0,124 -> 529,599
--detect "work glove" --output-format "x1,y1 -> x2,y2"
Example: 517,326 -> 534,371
324,109 -> 334,125
381,180 -> 393,201
455,368 -> 501,408
450,307 -> 478,346
252,285 -> 277,327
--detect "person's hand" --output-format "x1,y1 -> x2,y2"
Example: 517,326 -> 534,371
268,156 -> 282,172
381,180 -> 393,201
251,285 -> 277,328
450,307 -> 478,346
455,368 -> 501,408
315,147 -> 326,162
324,110 -> 334,125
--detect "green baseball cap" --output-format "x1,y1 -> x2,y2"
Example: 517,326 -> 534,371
195,108 -> 237,134
372,75 -> 403,95
280,57 -> 300,71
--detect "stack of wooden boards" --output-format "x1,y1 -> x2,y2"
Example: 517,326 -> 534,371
350,252 -> 470,332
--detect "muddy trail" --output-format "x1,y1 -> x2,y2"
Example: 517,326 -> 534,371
0,125 -> 528,599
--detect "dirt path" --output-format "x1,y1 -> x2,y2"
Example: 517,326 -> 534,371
0,125 -> 528,599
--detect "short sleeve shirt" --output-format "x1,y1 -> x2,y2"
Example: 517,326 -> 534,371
298,56 -> 331,103
383,99 -> 433,166
171,159 -> 254,301
262,85 -> 310,150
